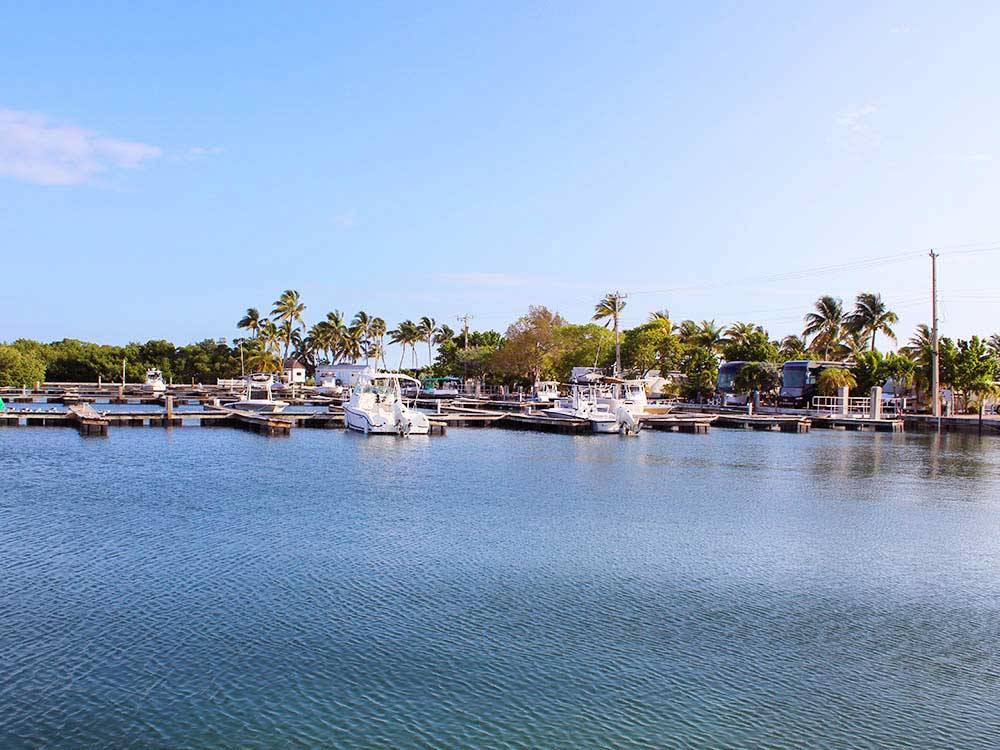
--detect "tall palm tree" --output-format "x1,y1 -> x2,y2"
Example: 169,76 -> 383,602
370,317 -> 387,369
841,330 -> 868,362
237,308 -> 261,338
307,323 -> 330,364
350,311 -> 373,364
258,320 -> 281,356
389,320 -> 417,370
803,296 -> 845,360
436,324 -> 455,346
593,293 -> 626,375
904,324 -> 933,362
779,335 -> 809,360
724,321 -> 763,348
648,309 -> 671,323
417,316 -> 439,370
271,290 -> 306,358
695,320 -> 725,353
846,292 -> 898,351
339,327 -> 364,364
677,320 -> 699,345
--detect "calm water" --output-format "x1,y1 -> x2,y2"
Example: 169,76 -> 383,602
2,427 -> 999,749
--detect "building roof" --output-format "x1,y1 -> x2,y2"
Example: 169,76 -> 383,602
283,358 -> 305,369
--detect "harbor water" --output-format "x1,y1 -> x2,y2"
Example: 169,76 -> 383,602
1,427 -> 998,748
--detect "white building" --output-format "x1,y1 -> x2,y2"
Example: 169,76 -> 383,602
314,363 -> 375,390
283,358 -> 307,385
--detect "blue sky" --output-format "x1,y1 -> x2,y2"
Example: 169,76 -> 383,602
2,1 -> 999,362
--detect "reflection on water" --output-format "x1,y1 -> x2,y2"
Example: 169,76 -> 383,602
1,427 -> 998,749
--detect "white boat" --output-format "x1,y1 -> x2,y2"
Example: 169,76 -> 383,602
596,378 -> 649,417
544,385 -> 639,434
344,372 -> 431,435
143,368 -> 167,394
533,381 -> 561,402
315,364 -> 375,396
420,377 -> 462,398
227,376 -> 289,414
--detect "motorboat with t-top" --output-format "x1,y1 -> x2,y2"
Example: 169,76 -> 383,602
143,368 -> 167,394
533,381 -> 561,403
344,372 -> 430,435
420,376 -> 462,398
544,384 -> 639,434
227,375 -> 289,413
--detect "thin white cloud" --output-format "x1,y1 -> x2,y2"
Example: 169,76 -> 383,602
0,108 -> 162,185
835,105 -> 877,132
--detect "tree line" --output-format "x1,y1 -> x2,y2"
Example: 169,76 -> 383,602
2,289 -> 998,411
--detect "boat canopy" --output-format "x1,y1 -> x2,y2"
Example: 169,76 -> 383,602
370,372 -> 422,384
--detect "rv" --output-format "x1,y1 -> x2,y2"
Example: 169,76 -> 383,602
778,360 -> 842,407
716,361 -> 749,406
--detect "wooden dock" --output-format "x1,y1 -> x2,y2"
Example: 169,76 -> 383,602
67,404 -> 110,436
810,415 -> 904,432
639,415 -> 714,434
713,414 -> 811,432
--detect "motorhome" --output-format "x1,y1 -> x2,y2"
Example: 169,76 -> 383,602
716,361 -> 749,406
778,360 -> 842,407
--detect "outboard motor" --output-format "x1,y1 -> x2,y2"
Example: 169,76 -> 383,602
617,405 -> 640,436
393,402 -> 411,436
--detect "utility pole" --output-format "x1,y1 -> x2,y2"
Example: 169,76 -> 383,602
457,314 -> 473,350
456,313 -> 473,384
930,250 -> 940,429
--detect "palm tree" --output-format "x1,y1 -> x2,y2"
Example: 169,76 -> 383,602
677,320 -> 699,345
339,327 -> 364,364
648,309 -> 671,324
271,290 -> 306,358
436,324 -> 455,346
370,317 -> 387,369
724,321 -> 763,348
841,330 -> 869,362
417,316 -> 439,371
846,292 -> 898,351
237,307 -> 261,338
780,335 -> 809,360
246,345 -> 281,374
817,367 -> 857,395
593,293 -> 626,375
350,311 -> 373,364
803,296 -> 845,360
905,324 -> 933,359
695,320 -> 725,353
389,320 -> 417,370
258,320 -> 281,356
988,333 -> 1000,360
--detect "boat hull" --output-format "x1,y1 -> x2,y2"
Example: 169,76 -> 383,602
590,418 -> 621,433
344,406 -> 430,435
228,400 -> 288,414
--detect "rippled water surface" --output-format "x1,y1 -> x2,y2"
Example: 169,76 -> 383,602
2,427 -> 999,749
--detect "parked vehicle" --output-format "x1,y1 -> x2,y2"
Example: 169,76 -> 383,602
778,360 -> 842,407
716,361 -> 748,406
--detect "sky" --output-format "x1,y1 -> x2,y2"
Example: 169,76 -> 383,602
2,1 -> 999,365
